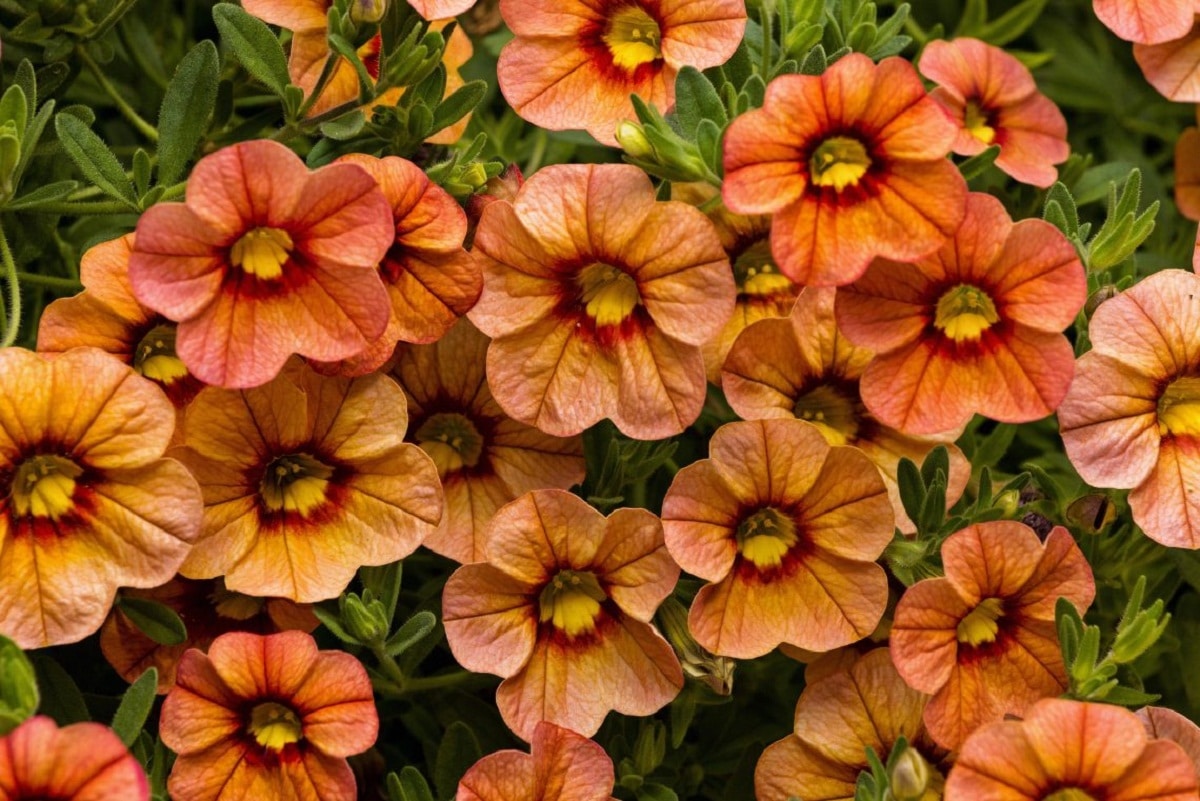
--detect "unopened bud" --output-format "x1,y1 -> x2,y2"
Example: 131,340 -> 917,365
656,597 -> 735,695
1066,493 -> 1116,534
351,0 -> 387,24
341,593 -> 390,644
993,488 -> 1020,517
1085,285 -> 1119,319
615,121 -> 656,160
888,746 -> 935,801
460,162 -> 489,192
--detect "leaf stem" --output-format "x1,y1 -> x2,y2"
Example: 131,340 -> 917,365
77,46 -> 160,143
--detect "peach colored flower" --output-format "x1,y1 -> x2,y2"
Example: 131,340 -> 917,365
1176,111 -> 1200,221
410,0 -> 478,19
1140,707 -> 1200,776
1095,0 -> 1200,44
1135,20 -> 1200,101
723,53 -> 966,286
836,192 -> 1085,435
128,139 -> 394,389
0,348 -> 201,648
443,489 -> 683,740
890,521 -> 1096,751
470,163 -> 734,439
0,716 -> 148,800
160,630 -> 377,801
457,722 -> 616,801
661,419 -> 894,659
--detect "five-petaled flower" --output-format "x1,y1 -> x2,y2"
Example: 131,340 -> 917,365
0,716 -> 149,800
457,721 -> 617,801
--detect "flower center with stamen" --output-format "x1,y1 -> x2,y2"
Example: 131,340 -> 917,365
957,597 -> 1004,646
602,5 -> 662,71
934,284 -> 1000,341
577,262 -> 641,327
210,581 -> 266,621
736,508 -> 798,570
415,413 -> 484,477
231,227 -> 294,280
248,702 -> 303,751
809,136 -> 871,191
133,323 -> 188,385
1044,791 -> 1098,801
259,453 -> 334,516
1158,376 -> 1200,438
793,384 -> 861,447
11,454 -> 83,519
964,101 -> 996,145
734,240 -> 794,297
539,569 -> 607,637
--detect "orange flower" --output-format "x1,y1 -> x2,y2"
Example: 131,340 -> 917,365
128,139 -> 394,389
1176,111 -> 1200,221
836,192 -> 1085,435
661,419 -> 894,658
0,348 -> 201,648
389,319 -> 585,563
410,0 -> 478,19
175,362 -> 442,602
722,288 -> 969,532
1135,20 -> 1200,101
160,630 -> 377,801
443,489 -> 683,740
470,163 -> 733,439
722,54 -> 966,286
457,721 -> 615,801
1059,269 -> 1200,549
497,0 -> 746,146
945,698 -> 1200,801
919,37 -> 1069,188
1094,0 -> 1200,43
890,521 -> 1096,751
0,716 -> 148,800
1140,707 -> 1200,776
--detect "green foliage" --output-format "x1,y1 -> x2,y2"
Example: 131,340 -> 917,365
0,635 -> 38,735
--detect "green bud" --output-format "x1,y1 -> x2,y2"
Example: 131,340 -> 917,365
460,162 -> 489,192
888,745 -> 941,801
993,488 -> 1020,517
615,121 -> 656,160
632,721 -> 667,777
0,635 -> 38,736
0,125 -> 22,203
351,0 -> 388,24
656,597 -> 735,695
341,593 -> 391,644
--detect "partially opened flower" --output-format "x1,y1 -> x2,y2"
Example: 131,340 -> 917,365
470,163 -> 734,439
946,698 -> 1200,801
1095,0 -> 1200,43
1176,111 -> 1200,221
443,489 -> 683,740
0,716 -> 148,800
661,419 -> 894,658
497,0 -> 746,146
129,139 -> 394,388
920,37 -> 1069,188
890,521 -> 1096,751
0,348 -> 201,648
723,54 -> 966,286
161,630 -> 377,801
457,721 -> 616,801
1135,21 -> 1200,101
837,192 -> 1085,435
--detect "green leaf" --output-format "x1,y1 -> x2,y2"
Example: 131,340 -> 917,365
637,784 -> 679,801
320,110 -> 366,140
1043,182 -> 1080,238
359,561 -> 403,630
388,767 -> 436,801
116,596 -> 188,646
431,79 -> 487,136
54,113 -> 136,205
157,39 -> 220,187
434,721 -> 482,800
0,85 -> 27,140
958,145 -> 1001,181
4,179 -> 78,210
978,0 -> 1048,46
1099,685 -> 1161,707
385,610 -> 437,657
674,67 -> 726,138
212,3 -> 291,97
0,635 -> 38,735
313,602 -> 361,645
111,668 -> 159,748
31,655 -> 89,725
896,457 -> 925,529
696,118 -> 722,177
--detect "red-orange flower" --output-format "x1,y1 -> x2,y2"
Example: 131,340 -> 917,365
1135,20 -> 1200,101
890,521 -> 1096,751
0,716 -> 149,800
836,192 -> 1085,435
129,139 -> 394,389
661,419 -> 894,658
457,722 -> 616,801
160,630 -> 377,801
497,0 -> 746,146
723,54 -> 966,286
443,489 -> 683,740
470,163 -> 734,439
1095,0 -> 1200,43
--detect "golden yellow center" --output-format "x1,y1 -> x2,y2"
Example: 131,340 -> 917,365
11,455 -> 82,519
210,581 -> 266,621
415,413 -> 484,477
964,101 -> 996,145
602,5 -> 662,71
1158,376 -> 1200,438
231,227 -> 294,280
133,323 -> 188,385
809,136 -> 871,191
248,702 -> 303,751
539,570 -> 607,637
577,262 -> 641,327
957,597 -> 1004,646
733,239 -> 794,297
736,508 -> 798,570
934,284 -> 1000,342
793,384 -> 861,447
1044,791 -> 1098,801
259,453 -> 334,516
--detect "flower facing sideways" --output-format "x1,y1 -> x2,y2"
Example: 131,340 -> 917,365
0,716 -> 149,800
457,721 -> 616,801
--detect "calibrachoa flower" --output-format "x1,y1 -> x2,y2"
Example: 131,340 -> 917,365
389,319 -> 585,563
721,288 -> 969,531
723,53 -> 966,286
836,192 -> 1086,435
443,489 -> 683,740
175,362 -> 442,602
0,716 -> 149,800
661,418 -> 894,658
0,348 -> 201,648
161,630 -> 378,801
1134,21 -> 1200,102
457,721 -> 616,801
890,521 -> 1096,751
1059,269 -> 1200,549
1176,111 -> 1200,221
1095,0 -> 1200,43
129,139 -> 394,389
919,37 -> 1069,188
497,0 -> 746,146
945,698 -> 1200,801
1140,707 -> 1200,775
470,163 -> 734,439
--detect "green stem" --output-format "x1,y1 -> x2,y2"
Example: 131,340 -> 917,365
369,643 -> 411,692
83,0 -> 140,42
77,46 -> 159,142
21,200 -> 138,215
16,272 -> 81,292
400,671 -> 482,694
0,225 -> 21,347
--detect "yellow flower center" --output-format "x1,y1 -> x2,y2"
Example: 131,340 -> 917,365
934,284 -> 1000,342
415,413 -> 484,477
602,5 -> 662,71
231,227 -> 294,280
793,384 -> 861,447
733,240 -> 794,297
736,508 -> 798,570
10,455 -> 83,520
248,702 -> 303,751
957,597 -> 1004,646
1044,791 -> 1098,801
133,323 -> 188,386
809,136 -> 871,191
210,581 -> 266,620
259,453 -> 334,516
577,262 -> 641,327
539,570 -> 607,637
964,101 -> 996,145
1158,376 -> 1200,438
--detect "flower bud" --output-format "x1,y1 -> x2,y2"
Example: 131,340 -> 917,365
888,746 -> 934,801
656,597 -> 735,695
615,121 -> 656,160
341,593 -> 390,644
351,0 -> 387,24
